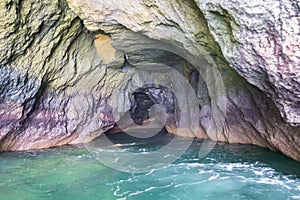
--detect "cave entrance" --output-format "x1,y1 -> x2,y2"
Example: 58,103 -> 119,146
129,88 -> 156,126
104,48 -> 209,139
129,84 -> 175,126
105,84 -> 177,145
106,84 -> 177,136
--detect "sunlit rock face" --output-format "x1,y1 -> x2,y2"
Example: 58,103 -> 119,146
0,0 -> 299,161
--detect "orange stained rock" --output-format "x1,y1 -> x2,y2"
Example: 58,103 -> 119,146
94,34 -> 116,64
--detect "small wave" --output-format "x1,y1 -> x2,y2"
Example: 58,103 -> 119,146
117,184 -> 174,198
174,180 -> 207,188
208,173 -> 220,181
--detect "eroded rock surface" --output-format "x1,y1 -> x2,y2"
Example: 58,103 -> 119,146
66,0 -> 300,160
0,0 -> 112,150
0,0 -> 299,161
198,0 -> 300,126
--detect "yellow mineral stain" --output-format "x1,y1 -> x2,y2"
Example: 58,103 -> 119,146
94,34 -> 116,64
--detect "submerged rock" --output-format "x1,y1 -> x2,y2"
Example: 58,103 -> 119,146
0,0 -> 299,161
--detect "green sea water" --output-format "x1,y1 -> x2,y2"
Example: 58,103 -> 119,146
0,132 -> 299,200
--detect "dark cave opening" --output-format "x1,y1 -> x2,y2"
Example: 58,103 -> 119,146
104,48 -> 209,137
129,84 -> 176,126
129,90 -> 155,126
106,84 -> 177,135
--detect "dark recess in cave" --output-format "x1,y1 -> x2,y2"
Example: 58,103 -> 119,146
129,85 -> 175,126
106,84 -> 177,135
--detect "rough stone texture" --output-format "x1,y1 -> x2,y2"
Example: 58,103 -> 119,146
0,0 -> 299,161
0,0 -> 113,150
198,0 -> 300,126
66,0 -> 300,161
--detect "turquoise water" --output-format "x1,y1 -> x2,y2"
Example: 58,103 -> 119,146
0,132 -> 300,200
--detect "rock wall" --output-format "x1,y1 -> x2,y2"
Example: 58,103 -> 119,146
0,0 -> 299,161
198,0 -> 300,126
66,0 -> 300,160
0,0 -> 112,150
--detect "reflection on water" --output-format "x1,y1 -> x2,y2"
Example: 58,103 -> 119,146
0,132 -> 299,200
